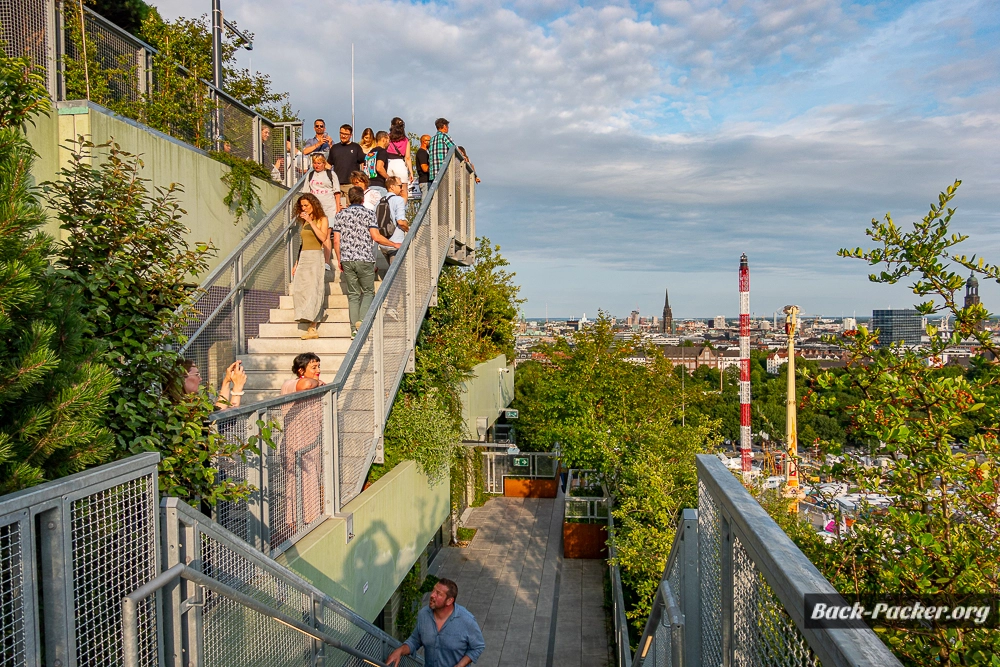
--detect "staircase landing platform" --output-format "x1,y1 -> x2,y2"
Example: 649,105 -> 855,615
429,495 -> 611,667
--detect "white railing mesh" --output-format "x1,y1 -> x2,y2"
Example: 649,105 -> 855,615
70,473 -> 159,667
698,480 -> 723,667
0,519 -> 26,667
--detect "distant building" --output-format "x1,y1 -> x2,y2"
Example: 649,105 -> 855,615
661,289 -> 673,334
871,309 -> 922,347
713,315 -> 727,329
842,317 -> 857,332
965,273 -> 984,331
628,309 -> 640,327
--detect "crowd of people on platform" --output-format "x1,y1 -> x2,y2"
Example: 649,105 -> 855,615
290,117 -> 475,344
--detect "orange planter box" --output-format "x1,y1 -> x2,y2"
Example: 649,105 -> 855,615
563,522 -> 608,559
503,477 -> 558,498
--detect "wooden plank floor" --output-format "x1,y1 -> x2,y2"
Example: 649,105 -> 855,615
428,495 -> 611,667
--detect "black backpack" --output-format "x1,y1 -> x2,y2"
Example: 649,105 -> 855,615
375,195 -> 399,239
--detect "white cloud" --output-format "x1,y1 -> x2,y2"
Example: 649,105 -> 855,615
156,0 -> 1000,316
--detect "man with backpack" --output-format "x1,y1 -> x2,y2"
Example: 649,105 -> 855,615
375,177 -> 409,275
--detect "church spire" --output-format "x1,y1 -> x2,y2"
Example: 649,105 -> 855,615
661,288 -> 673,334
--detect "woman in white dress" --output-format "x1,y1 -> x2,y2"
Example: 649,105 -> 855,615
291,194 -> 329,340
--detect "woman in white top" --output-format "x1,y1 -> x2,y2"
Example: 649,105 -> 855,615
301,154 -> 340,267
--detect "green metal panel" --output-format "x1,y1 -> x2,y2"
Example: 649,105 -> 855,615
460,354 -> 515,439
30,101 -> 286,275
275,461 -> 450,622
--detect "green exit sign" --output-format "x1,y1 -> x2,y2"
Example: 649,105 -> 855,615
504,409 -> 519,419
513,457 -> 529,467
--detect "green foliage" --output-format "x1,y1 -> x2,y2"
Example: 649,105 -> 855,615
456,527 -> 477,541
208,150 -> 268,223
372,237 -> 523,487
43,138 -> 256,504
778,182 -> 1000,665
371,393 -> 459,485
87,0 -> 153,35
513,314 -> 720,629
62,4 -> 293,153
0,53 -> 117,493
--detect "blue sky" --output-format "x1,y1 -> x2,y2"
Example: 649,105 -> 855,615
161,0 -> 1000,318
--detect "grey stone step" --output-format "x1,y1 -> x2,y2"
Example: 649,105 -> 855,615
257,321 -> 352,338
268,307 -> 350,323
237,353 -> 345,372
288,280 -> 381,296
247,336 -> 353,355
271,294 -> 347,313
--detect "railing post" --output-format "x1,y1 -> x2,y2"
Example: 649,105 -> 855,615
234,251 -> 246,355
246,410 -> 264,551
678,508 -> 702,667
405,246 -> 416,373
372,304 -> 385,465
720,510 -> 734,667
429,183 -> 440,308
322,391 -> 338,516
469,171 -> 476,250
53,0 -> 65,100
261,434 -> 273,555
37,506 -> 73,666
252,115 -> 262,164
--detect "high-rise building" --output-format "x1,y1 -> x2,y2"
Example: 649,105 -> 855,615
661,289 -> 673,334
872,309 -> 922,347
842,317 -> 857,332
713,315 -> 727,329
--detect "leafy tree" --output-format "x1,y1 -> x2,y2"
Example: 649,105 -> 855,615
788,182 -> 1000,665
44,139 -> 256,505
0,54 -> 117,493
513,315 -> 720,630
370,237 -> 523,484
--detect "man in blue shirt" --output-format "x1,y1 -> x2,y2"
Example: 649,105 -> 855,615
387,578 -> 485,667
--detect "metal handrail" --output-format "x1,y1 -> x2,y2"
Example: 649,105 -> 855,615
178,174 -> 307,356
80,6 -> 279,126
122,563 -> 387,667
207,144 -> 466,421
607,513 -> 633,667
695,454 -> 902,667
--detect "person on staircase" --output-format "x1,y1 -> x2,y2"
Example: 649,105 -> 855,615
328,123 -> 365,204
376,176 -> 409,277
386,117 -> 413,201
302,154 -> 341,272
291,194 -> 330,340
332,187 -> 400,338
280,352 -> 324,394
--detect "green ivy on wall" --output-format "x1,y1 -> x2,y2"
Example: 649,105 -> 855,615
208,150 -> 270,223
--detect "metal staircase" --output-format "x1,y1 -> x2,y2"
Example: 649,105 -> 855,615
180,147 -> 476,557
0,453 -> 420,667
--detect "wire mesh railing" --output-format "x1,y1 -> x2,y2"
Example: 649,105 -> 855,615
481,451 -> 559,494
201,147 -> 476,556
607,513 -> 633,667
630,456 -> 901,667
0,452 -> 421,667
3,2 -> 296,178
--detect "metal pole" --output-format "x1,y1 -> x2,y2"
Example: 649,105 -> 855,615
351,44 -> 355,133
211,0 -> 223,149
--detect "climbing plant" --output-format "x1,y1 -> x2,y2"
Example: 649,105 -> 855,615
208,150 -> 269,222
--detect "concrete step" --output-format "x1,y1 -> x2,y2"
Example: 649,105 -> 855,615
270,302 -> 347,322
243,372 -> 299,391
237,353 -> 345,372
257,321 -> 352,338
247,337 -> 354,355
267,307 -> 350,324
288,280 -> 381,296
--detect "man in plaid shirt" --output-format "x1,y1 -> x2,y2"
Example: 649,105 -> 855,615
427,118 -> 455,183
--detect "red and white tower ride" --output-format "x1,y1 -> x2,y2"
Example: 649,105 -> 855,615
739,254 -> 752,475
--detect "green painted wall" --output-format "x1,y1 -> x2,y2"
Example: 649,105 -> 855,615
29,101 -> 287,274
460,354 -> 515,439
276,461 -> 450,622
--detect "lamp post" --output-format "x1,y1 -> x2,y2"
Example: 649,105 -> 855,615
210,0 -> 253,148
